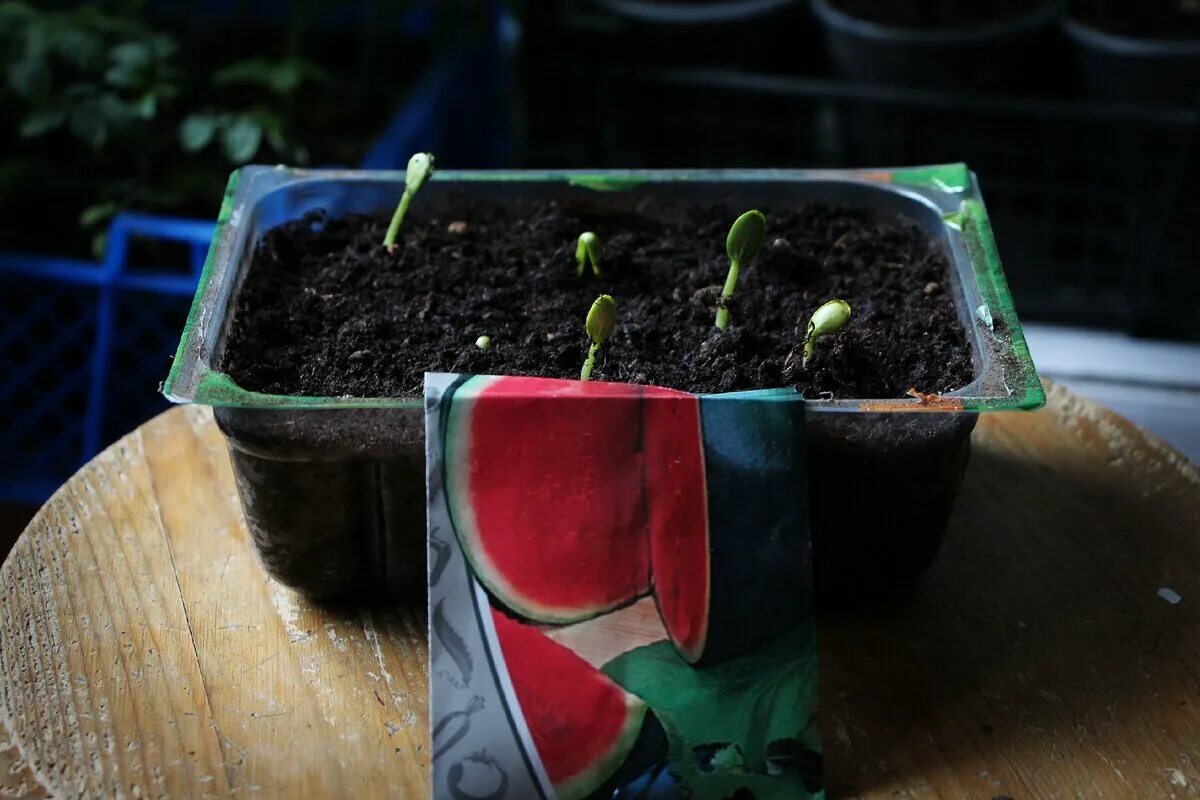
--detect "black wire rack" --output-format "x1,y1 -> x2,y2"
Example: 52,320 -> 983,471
602,69 -> 1200,338
517,0 -> 1200,339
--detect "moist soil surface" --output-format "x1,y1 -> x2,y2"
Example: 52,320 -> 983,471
830,0 -> 1046,28
1072,1 -> 1200,39
220,198 -> 975,399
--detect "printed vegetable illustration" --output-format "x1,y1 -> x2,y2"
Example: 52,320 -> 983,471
433,599 -> 474,689
432,695 -> 485,760
429,528 -> 452,586
447,751 -> 510,800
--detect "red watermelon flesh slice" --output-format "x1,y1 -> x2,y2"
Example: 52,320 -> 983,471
642,390 -> 711,663
445,376 -> 652,623
490,608 -> 648,800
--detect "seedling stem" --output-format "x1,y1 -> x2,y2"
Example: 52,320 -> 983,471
716,210 -> 766,330
384,152 -> 435,253
581,295 -> 617,381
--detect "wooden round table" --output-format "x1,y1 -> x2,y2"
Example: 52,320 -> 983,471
1,383 -> 1197,799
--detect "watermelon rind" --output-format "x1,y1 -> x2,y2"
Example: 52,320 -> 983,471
555,693 -> 648,800
643,392 -> 711,665
444,375 -> 645,624
667,394 -> 810,666
488,609 -> 662,800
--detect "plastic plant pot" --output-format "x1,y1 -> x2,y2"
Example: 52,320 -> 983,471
1063,15 -> 1200,107
163,165 -> 1043,604
809,0 -> 1066,92
575,0 -> 813,71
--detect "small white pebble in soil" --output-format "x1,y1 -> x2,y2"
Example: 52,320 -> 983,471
1158,587 -> 1182,605
447,220 -> 468,234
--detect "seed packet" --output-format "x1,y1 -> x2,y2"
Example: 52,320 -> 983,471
425,373 -> 821,800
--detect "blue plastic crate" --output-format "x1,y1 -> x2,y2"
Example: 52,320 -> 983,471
0,5 -> 513,504
0,215 -> 213,504
0,279 -> 96,501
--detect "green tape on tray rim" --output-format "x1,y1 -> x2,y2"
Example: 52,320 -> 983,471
193,370 -> 424,409
423,171 -> 651,191
959,199 -> 1045,412
568,175 -> 650,192
888,164 -> 971,195
163,168 -> 242,400
163,165 -> 1042,413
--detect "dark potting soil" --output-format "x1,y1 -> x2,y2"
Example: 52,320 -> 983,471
831,0 -> 1046,28
1072,0 -> 1200,39
220,199 -> 975,399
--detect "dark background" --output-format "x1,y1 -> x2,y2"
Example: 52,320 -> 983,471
2,0 -> 1198,545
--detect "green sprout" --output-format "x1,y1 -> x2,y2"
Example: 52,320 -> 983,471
581,294 -> 617,382
576,231 -> 601,277
383,152 -> 435,253
475,335 -> 491,350
715,210 -> 766,330
802,299 -> 851,368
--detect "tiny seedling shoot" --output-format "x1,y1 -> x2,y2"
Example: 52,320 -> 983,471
716,210 -> 766,330
581,294 -> 617,382
803,299 -> 851,368
475,335 -> 491,350
576,231 -> 601,277
383,152 -> 435,253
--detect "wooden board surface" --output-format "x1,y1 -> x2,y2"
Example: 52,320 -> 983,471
1,382 -> 1198,799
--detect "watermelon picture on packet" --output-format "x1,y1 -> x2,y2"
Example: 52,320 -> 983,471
425,373 -> 821,800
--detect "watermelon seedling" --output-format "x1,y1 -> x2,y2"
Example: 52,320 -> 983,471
581,294 -> 617,381
475,335 -> 491,350
489,608 -> 666,800
383,151 -> 435,253
576,231 -> 601,277
715,210 -> 766,331
802,299 -> 851,367
444,375 -> 652,623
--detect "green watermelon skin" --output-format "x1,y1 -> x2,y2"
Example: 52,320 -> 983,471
445,376 -> 652,624
649,392 -> 811,665
698,394 -> 811,663
489,608 -> 662,800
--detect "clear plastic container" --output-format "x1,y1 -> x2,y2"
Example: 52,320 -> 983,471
164,165 -> 1043,602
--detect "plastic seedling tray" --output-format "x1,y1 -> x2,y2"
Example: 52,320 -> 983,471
164,164 -> 1043,602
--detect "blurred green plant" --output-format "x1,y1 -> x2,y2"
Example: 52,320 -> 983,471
0,1 -> 320,256
179,56 -> 331,165
0,1 -> 180,151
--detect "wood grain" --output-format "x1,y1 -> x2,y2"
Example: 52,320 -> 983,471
0,406 -> 428,799
0,382 -> 1197,799
819,383 -> 1200,800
